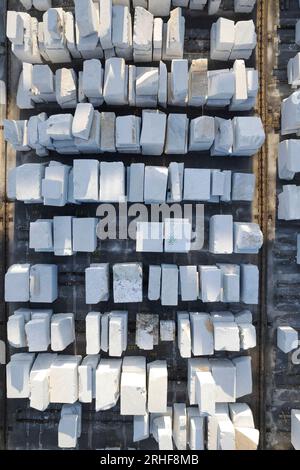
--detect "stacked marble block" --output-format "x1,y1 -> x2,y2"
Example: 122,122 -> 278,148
4,108 -> 265,157
16,58 -> 259,111
177,311 -> 256,358
30,217 -> 98,255
7,161 -> 256,206
7,309 -> 75,353
211,18 -> 257,61
7,4 -> 185,64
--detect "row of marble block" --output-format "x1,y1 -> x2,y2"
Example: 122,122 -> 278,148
7,308 -> 255,357
7,4 -> 184,64
19,0 -> 257,16
6,350 -> 258,449
8,161 -> 256,206
86,310 -> 256,357
85,262 -> 260,305
4,109 -> 265,156
17,58 -> 258,111
6,352 -> 252,411
4,261 -> 259,304
56,400 -> 259,450
28,215 -> 262,256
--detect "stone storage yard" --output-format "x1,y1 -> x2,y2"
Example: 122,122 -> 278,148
0,0 -> 281,450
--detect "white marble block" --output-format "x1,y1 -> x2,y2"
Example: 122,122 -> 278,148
73,159 -> 99,202
190,313 -> 214,356
51,314 -> 75,352
30,353 -> 57,411
109,311 -> 128,357
164,218 -> 191,253
121,356 -> 147,415
86,312 -> 101,355
232,356 -> 252,399
277,326 -> 298,354
187,358 -> 210,405
160,320 -> 176,342
177,312 -> 192,359
29,264 -> 58,303
292,409 -> 300,450
183,169 -> 211,201
210,358 -> 236,403
104,58 -> 128,105
241,264 -> 259,305
53,216 -> 73,256
213,322 -> 240,352
195,371 -> 216,416
85,264 -> 109,304
165,114 -> 188,154
179,266 -> 199,302
144,166 -> 168,204
5,264 -> 30,302
173,403 -> 187,450
25,311 -> 52,352
49,355 -> 81,404
128,163 -> 145,202
74,0 -> 99,38
148,265 -> 161,301
95,358 -> 122,411
30,220 -> 53,252
147,360 -> 168,413
233,222 -> 263,254
134,413 -> 150,442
